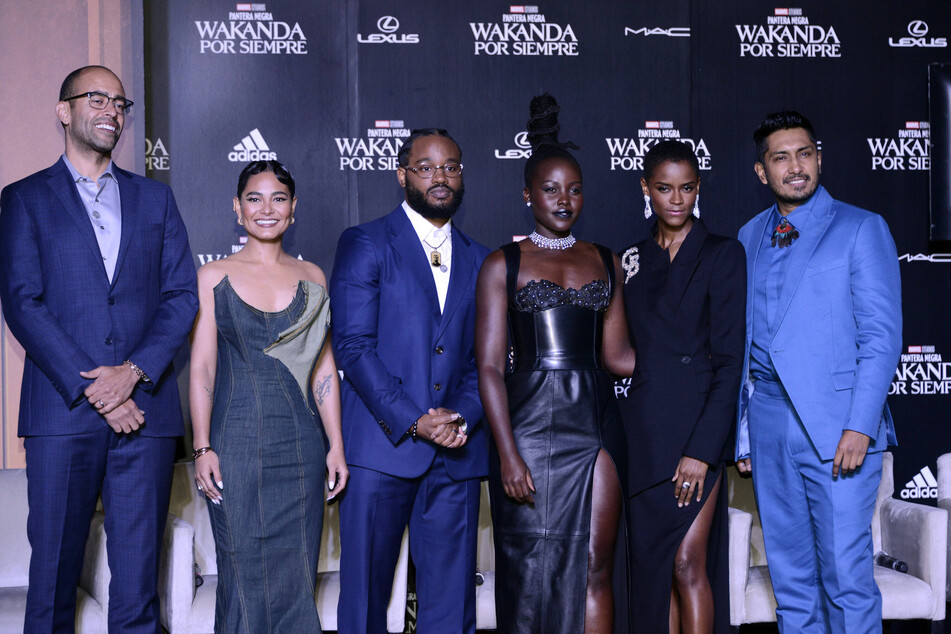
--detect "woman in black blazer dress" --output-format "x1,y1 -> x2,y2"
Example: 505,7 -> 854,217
618,141 -> 746,633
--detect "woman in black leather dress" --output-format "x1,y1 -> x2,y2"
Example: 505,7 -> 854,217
618,141 -> 745,633
476,94 -> 636,633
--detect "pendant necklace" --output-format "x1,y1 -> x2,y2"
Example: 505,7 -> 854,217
423,229 -> 450,272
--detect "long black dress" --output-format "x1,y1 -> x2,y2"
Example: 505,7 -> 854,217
617,219 -> 746,633
489,242 -> 628,633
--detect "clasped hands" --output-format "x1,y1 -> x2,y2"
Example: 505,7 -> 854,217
81,364 -> 143,434
416,407 -> 467,449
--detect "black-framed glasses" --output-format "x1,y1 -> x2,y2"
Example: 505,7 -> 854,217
403,163 -> 463,179
63,91 -> 134,115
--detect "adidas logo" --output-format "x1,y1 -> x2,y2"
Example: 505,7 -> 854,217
228,128 -> 277,162
900,465 -> 938,499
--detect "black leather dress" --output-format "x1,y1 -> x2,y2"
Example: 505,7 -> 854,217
489,242 -> 628,633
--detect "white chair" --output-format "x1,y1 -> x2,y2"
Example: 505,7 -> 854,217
161,461 -> 409,633
729,452 -> 947,626
935,452 -> 951,601
0,469 -> 110,634
475,480 -> 497,630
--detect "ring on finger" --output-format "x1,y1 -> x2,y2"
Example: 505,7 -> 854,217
196,482 -> 203,491
97,399 -> 105,408
681,482 -> 691,490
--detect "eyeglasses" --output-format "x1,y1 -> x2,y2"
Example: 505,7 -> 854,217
63,91 -> 134,115
403,163 -> 463,179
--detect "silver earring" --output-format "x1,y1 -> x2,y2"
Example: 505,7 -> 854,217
692,194 -> 700,219
526,201 -> 532,207
237,217 -> 244,225
643,194 -> 652,219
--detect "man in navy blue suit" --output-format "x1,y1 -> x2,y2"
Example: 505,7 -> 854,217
331,129 -> 489,633
0,65 -> 198,632
735,111 -> 901,633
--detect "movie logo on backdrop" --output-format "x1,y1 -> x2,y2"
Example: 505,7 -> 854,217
606,121 -> 711,172
335,120 -> 408,171
229,128 -> 277,162
145,138 -> 169,171
867,121 -> 930,171
357,16 -> 419,44
888,20 -> 947,48
736,7 -> 840,58
495,131 -> 531,160
195,3 -> 307,54
891,345 -> 951,396
470,5 -> 578,56
196,237 -> 247,267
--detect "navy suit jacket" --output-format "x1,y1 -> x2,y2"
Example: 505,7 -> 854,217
330,206 -> 489,480
735,186 -> 901,460
0,158 -> 198,437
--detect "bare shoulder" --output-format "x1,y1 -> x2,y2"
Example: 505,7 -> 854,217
196,259 -> 229,291
478,248 -> 507,279
294,258 -> 328,287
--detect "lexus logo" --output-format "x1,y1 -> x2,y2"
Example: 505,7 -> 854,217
377,16 -> 400,34
908,20 -> 928,37
514,131 -> 530,148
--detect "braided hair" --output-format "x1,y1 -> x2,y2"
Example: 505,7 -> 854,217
523,93 -> 581,188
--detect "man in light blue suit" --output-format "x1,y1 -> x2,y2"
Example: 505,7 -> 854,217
735,111 -> 901,633
331,129 -> 489,633
0,66 -> 197,632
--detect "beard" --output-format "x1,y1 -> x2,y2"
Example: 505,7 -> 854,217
768,173 -> 819,208
405,179 -> 465,220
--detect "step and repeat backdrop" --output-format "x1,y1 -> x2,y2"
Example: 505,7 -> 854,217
144,1 -> 950,501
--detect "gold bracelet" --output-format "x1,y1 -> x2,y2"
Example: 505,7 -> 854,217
123,359 -> 151,382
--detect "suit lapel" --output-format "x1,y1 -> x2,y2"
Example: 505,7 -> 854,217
111,167 -> 139,288
47,159 -> 109,280
773,188 -> 835,330
666,219 -> 707,312
437,228 -> 475,338
389,210 -> 441,325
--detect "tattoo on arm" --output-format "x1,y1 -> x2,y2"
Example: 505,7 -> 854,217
313,374 -> 332,406
203,386 -> 213,405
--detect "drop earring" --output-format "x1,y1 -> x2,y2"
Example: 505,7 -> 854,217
526,201 -> 532,207
643,194 -> 652,219
693,194 -> 700,219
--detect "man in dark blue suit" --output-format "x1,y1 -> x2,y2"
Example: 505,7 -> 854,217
0,65 -> 198,632
331,129 -> 489,633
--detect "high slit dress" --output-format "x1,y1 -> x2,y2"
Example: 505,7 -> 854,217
207,277 -> 332,633
617,220 -> 746,633
489,242 -> 629,633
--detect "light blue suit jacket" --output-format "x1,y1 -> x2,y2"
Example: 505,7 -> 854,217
330,206 -> 489,480
735,186 -> 901,461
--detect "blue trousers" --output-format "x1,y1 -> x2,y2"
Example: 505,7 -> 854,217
749,379 -> 882,634
337,460 -> 480,634
23,429 -> 176,634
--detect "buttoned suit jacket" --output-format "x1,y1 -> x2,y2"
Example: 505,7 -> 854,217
0,157 -> 198,438
620,220 -> 747,495
735,186 -> 901,461
330,206 -> 490,480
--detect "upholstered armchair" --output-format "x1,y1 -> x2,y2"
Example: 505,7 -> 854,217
161,461 -> 409,633
0,469 -> 110,634
729,452 -> 947,626
936,452 -> 951,601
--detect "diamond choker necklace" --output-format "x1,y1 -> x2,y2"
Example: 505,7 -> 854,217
528,231 -> 576,250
